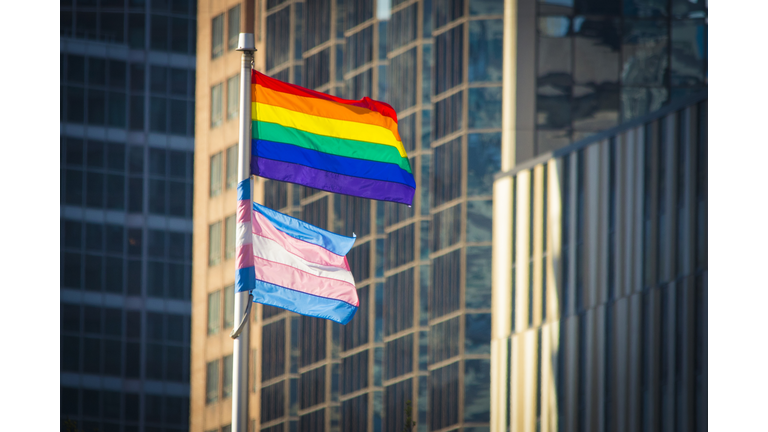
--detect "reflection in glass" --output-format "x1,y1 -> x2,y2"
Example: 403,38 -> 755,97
468,88 -> 502,129
539,16 -> 570,37
465,314 -> 491,354
537,87 -> 571,129
467,200 -> 493,242
466,246 -> 492,309
470,0 -> 504,15
537,129 -> 571,155
464,359 -> 491,422
467,133 -> 501,196
573,18 -> 620,85
620,86 -> 668,121
572,84 -> 619,132
622,20 -> 669,87
671,20 -> 707,87
624,0 -> 667,17
469,20 -> 503,82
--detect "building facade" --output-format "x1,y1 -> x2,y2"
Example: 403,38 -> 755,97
491,92 -> 707,432
191,0 -> 706,431
60,0 -> 197,431
191,1 -> 264,432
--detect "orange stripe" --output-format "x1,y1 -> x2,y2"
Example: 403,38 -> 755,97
253,83 -> 402,142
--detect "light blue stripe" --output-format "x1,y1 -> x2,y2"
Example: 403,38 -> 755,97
251,279 -> 358,325
237,178 -> 250,201
235,267 -> 255,293
253,202 -> 356,256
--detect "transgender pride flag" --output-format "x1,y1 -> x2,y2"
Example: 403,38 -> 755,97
235,179 -> 359,324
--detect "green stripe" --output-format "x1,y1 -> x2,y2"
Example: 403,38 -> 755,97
253,121 -> 413,174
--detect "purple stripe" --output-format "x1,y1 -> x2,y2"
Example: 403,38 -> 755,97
253,158 -> 415,205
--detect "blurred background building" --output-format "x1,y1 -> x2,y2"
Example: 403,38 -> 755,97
190,0 -> 707,432
60,0 -> 197,430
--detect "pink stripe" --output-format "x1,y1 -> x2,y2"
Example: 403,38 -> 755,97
237,199 -> 251,224
236,245 -> 254,269
253,256 -> 359,306
251,209 -> 348,269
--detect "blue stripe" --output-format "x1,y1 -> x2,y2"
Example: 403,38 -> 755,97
253,139 -> 416,188
236,267 -> 255,293
251,279 -> 358,325
237,178 -> 250,201
253,202 -> 356,256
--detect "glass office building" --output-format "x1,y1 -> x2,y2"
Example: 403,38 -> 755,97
192,0 -> 706,431
491,93 -> 707,432
60,0 -> 196,430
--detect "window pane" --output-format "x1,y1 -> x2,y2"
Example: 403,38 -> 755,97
150,14 -> 169,51
225,214 -> 236,260
464,359 -> 491,422
671,19 -> 707,87
228,5 -> 241,50
223,354 -> 234,398
169,99 -> 187,135
469,20 -> 503,82
468,87 -> 502,129
147,261 -> 165,297
168,263 -> 186,299
149,179 -> 166,214
467,200 -> 492,242
212,14 -> 224,59
227,74 -> 240,120
622,20 -> 668,87
226,144 -> 238,189
87,89 -> 106,125
211,83 -> 223,127
210,152 -> 222,197
149,97 -> 167,132
206,360 -> 220,404
208,291 -> 221,335
466,246 -> 492,309
467,133 -> 501,196
170,17 -> 189,53
129,95 -> 144,130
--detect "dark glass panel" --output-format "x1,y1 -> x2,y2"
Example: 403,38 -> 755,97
467,133 -> 501,196
469,20 -> 503,82
464,359 -> 491,421
671,19 -> 707,87
622,20 -> 669,87
466,246 -> 492,309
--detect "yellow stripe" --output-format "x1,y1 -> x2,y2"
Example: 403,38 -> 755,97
253,102 -> 407,158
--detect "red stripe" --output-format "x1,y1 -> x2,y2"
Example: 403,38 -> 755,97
252,70 -> 398,124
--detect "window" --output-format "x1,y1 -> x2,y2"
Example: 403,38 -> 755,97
212,14 -> 224,59
228,5 -> 241,51
211,83 -> 223,127
223,354 -> 234,398
227,74 -> 240,120
209,221 -> 222,266
224,284 -> 235,329
225,214 -> 236,261
226,144 -> 238,189
210,152 -> 222,197
208,291 -> 221,335
206,359 -> 220,404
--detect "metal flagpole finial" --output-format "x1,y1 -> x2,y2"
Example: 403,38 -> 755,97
236,33 -> 256,52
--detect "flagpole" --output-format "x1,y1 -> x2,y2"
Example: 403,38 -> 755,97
233,32 -> 255,432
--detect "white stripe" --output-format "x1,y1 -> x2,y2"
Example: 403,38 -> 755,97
251,233 -> 356,285
237,221 -> 252,247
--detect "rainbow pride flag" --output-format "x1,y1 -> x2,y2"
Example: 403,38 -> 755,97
251,70 -> 416,205
236,179 -> 359,324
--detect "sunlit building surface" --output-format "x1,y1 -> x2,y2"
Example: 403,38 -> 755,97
190,0 -> 707,431
60,0 -> 197,431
